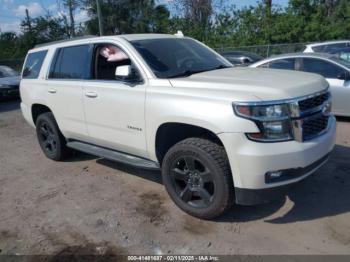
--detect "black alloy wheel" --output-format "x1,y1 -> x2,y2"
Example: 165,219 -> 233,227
162,138 -> 234,219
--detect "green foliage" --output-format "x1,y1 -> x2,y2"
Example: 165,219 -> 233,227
1,0 -> 350,61
84,0 -> 170,35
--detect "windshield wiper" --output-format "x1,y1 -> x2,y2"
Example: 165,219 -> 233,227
209,65 -> 232,71
168,65 -> 231,79
168,69 -> 207,78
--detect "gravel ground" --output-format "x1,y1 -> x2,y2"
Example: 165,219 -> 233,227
0,99 -> 349,256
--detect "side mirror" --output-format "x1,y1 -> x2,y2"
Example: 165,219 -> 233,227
115,65 -> 131,79
337,71 -> 350,81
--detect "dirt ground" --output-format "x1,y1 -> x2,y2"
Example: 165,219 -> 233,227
0,99 -> 349,256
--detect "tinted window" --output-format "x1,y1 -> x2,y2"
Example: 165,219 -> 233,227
49,45 -> 90,79
301,58 -> 344,78
22,50 -> 47,79
131,38 -> 231,79
259,58 -> 295,70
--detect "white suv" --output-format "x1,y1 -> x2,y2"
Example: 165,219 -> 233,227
20,34 -> 336,219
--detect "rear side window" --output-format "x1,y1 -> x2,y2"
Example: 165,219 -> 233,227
49,45 -> 91,79
22,50 -> 47,79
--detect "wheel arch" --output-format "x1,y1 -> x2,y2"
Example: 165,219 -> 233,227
154,122 -> 225,165
31,103 -> 52,125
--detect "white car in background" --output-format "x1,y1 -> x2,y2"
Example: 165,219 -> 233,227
303,40 -> 350,53
250,52 -> 350,117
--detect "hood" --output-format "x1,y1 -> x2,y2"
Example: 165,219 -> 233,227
0,75 -> 21,87
169,67 -> 328,101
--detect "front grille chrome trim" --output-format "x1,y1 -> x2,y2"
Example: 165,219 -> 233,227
290,91 -> 332,142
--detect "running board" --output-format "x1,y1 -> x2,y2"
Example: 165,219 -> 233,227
66,141 -> 160,170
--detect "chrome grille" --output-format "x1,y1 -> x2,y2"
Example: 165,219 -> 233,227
298,92 -> 330,112
302,114 -> 329,140
290,90 -> 331,142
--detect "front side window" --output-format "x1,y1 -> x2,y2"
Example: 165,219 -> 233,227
258,58 -> 295,70
22,50 -> 47,79
131,38 -> 231,79
92,44 -> 141,82
49,45 -> 91,79
301,58 -> 345,79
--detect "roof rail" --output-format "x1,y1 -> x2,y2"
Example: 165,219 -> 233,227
34,35 -> 97,48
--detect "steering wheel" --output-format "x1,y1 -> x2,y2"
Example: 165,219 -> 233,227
180,58 -> 198,69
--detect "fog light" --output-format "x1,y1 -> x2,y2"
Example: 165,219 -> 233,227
265,170 -> 284,183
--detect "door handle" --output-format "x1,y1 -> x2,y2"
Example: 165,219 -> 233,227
85,91 -> 98,98
48,88 -> 57,94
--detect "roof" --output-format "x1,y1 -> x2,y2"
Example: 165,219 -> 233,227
33,33 -> 182,49
34,35 -> 97,48
306,40 -> 350,48
119,33 -> 181,41
269,52 -> 334,59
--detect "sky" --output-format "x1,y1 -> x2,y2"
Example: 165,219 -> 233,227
0,0 -> 289,34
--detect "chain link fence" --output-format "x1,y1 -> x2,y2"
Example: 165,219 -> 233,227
214,42 -> 307,58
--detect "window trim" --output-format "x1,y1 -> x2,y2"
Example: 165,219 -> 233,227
47,44 -> 93,81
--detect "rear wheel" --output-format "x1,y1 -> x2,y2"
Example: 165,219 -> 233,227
161,138 -> 234,219
36,112 -> 71,161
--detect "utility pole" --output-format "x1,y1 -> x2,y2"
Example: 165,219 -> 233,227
96,0 -> 103,36
25,8 -> 32,32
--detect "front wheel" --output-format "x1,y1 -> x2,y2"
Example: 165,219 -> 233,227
161,138 -> 234,219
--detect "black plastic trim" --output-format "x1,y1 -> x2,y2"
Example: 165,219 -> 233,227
265,153 -> 330,184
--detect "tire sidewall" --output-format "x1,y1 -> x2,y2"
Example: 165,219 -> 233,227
36,113 -> 63,160
162,142 -> 230,218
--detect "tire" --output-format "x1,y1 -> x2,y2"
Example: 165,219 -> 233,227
161,138 -> 234,219
35,112 -> 71,161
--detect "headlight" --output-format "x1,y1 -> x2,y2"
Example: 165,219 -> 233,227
233,103 -> 293,142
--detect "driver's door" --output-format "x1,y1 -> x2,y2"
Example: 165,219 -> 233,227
82,43 -> 148,158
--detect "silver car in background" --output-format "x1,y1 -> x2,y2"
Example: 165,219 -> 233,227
250,53 -> 350,117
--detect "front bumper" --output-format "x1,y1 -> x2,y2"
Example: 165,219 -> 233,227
218,116 -> 336,205
234,153 -> 330,205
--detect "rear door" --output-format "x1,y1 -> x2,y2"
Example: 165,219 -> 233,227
45,44 -> 92,140
300,58 -> 350,116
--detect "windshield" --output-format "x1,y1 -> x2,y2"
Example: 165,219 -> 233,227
0,66 -> 18,78
131,38 -> 232,78
330,55 -> 350,68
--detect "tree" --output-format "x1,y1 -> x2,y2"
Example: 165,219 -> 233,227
58,0 -> 81,37
84,0 -> 170,35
